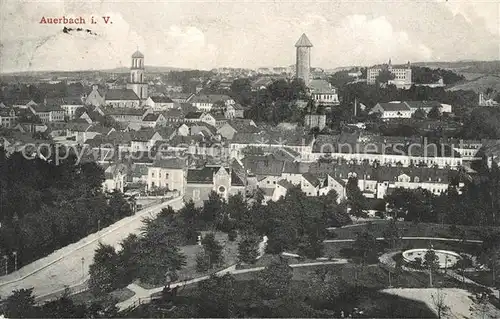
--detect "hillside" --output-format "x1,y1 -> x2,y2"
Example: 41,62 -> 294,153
447,75 -> 500,93
412,60 -> 500,74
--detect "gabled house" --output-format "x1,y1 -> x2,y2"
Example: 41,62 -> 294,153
145,96 -> 175,111
130,130 -> 163,152
141,113 -> 166,128
85,85 -> 105,107
369,102 -> 412,119
272,179 -> 295,201
102,163 -> 127,193
300,172 -> 321,196
217,119 -> 258,140
184,112 -> 217,127
167,92 -> 194,104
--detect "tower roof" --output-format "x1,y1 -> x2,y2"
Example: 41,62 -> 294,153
132,50 -> 144,58
295,34 -> 313,47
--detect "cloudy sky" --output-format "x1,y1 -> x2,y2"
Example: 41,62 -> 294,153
0,0 -> 499,73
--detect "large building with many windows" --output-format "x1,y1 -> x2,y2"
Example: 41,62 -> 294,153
367,59 -> 412,89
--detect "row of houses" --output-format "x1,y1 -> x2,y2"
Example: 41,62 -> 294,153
94,149 -> 466,208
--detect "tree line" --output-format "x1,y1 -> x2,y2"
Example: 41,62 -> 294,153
0,148 -> 134,272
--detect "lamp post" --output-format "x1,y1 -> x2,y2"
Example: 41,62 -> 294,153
13,251 -> 17,271
81,257 -> 85,280
3,255 -> 8,276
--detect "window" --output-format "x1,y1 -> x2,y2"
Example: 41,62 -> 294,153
273,181 -> 276,184
152,172 -> 155,178
218,186 -> 226,193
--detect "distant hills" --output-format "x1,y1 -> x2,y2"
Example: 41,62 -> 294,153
412,60 -> 500,76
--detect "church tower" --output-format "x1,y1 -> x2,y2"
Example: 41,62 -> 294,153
126,50 -> 148,100
295,33 -> 313,86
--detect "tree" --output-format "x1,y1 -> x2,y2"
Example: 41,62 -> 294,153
202,191 -> 225,227
179,200 -> 200,244
201,232 -> 224,268
258,257 -> 293,299
195,249 -> 211,272
346,175 -> 367,218
238,233 -> 260,264
136,217 -> 187,285
195,274 -> 236,317
118,234 -> 141,285
412,108 -> 427,120
107,190 -> 133,222
352,231 -> 378,265
375,69 -> 395,85
383,219 -> 402,249
88,243 -> 121,295
424,248 -> 440,287
4,288 -> 38,318
40,295 -> 87,318
427,105 -> 441,119
431,289 -> 450,319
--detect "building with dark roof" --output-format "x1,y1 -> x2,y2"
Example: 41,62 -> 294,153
105,89 -> 141,108
185,164 -> 245,206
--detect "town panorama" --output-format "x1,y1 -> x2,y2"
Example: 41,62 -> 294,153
0,1 -> 500,318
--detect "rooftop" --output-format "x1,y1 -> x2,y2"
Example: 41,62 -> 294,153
295,33 -> 313,47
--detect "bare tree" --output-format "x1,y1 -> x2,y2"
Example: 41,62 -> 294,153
431,289 -> 450,319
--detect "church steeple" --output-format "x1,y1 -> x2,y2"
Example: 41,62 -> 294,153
127,50 -> 148,100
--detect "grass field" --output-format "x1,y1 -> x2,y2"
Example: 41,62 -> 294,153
136,231 -> 239,289
330,222 -> 498,241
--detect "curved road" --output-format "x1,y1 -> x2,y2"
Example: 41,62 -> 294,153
0,197 -> 184,300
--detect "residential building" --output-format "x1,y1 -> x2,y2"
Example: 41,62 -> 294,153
225,103 -> 245,119
369,102 -> 413,119
29,104 -> 65,123
217,119 -> 258,140
147,158 -> 186,192
145,96 -> 175,111
0,108 -> 17,128
184,112 -> 217,127
190,94 -> 235,112
102,163 -> 127,193
130,130 -> 163,152
141,113 -> 166,128
309,79 -> 339,106
167,92 -> 194,104
105,108 -> 152,123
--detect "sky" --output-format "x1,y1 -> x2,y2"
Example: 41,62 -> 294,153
0,0 -> 499,73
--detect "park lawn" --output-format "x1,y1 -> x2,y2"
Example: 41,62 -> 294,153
70,287 -> 135,305
136,231 -> 240,289
463,270 -> 497,288
330,222 -> 498,241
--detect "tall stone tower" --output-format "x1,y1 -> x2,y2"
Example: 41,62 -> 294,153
126,50 -> 148,100
295,33 -> 313,86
